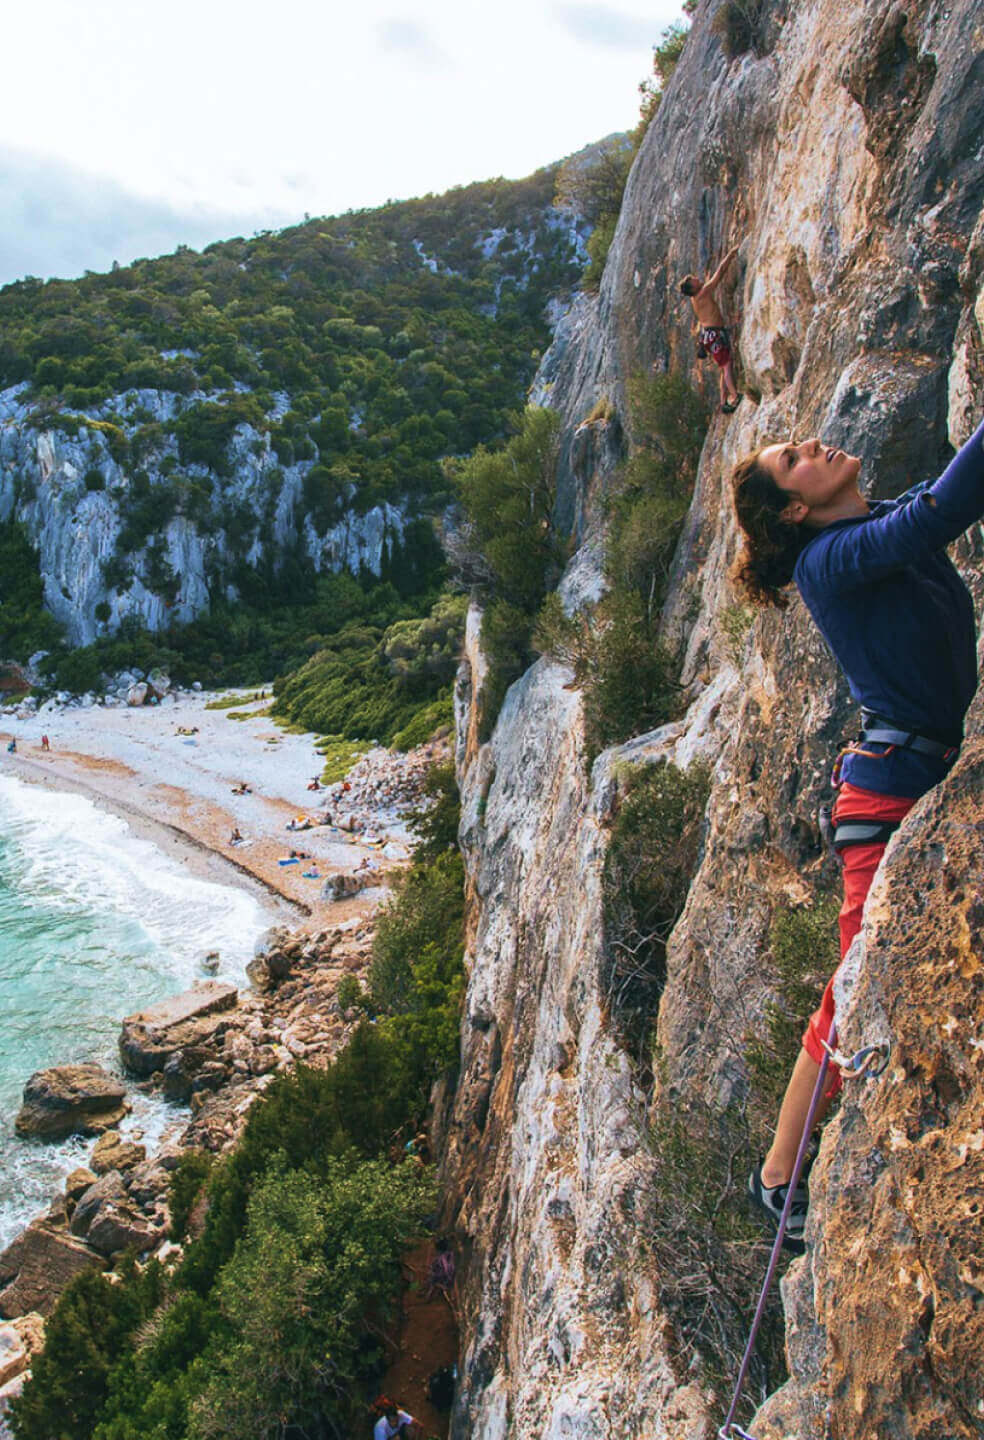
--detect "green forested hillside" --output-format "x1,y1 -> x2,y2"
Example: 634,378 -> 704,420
0,170 -> 582,512
0,166 -> 585,730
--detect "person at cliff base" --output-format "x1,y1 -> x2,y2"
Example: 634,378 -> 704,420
373,1403 -> 417,1439
730,415 -> 984,1252
679,243 -> 742,413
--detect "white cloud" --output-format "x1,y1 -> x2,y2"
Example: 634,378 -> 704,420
0,147 -> 293,287
553,3 -> 664,49
0,0 -> 688,285
377,16 -> 446,63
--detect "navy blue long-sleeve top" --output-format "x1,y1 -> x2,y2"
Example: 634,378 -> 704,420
793,415 -> 984,798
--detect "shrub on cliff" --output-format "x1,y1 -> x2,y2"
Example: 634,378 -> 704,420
535,372 -> 707,758
187,1160 -> 432,1440
449,406 -> 563,737
602,759 -> 710,1064
644,1091 -> 785,1412
7,1261 -> 163,1440
0,521 -> 64,662
713,0 -> 768,59
744,898 -> 839,1135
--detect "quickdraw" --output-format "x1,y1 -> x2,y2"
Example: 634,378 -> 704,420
820,1037 -> 890,1079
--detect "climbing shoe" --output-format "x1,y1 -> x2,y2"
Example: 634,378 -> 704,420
721,396 -> 741,414
748,1162 -> 808,1256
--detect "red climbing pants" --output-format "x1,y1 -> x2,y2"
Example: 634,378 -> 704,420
802,783 -> 916,1086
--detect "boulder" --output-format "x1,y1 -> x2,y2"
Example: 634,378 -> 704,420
322,870 -> 373,902
70,1172 -> 154,1257
90,1131 -> 147,1175
246,942 -> 293,992
86,1205 -> 156,1259
0,1314 -> 44,1387
119,982 -> 238,1077
64,1167 -> 97,1206
15,1063 -> 129,1140
161,1048 -> 229,1103
70,1171 -> 127,1236
126,682 -> 148,707
0,1222 -> 104,1318
146,668 -> 171,698
125,1158 -> 172,1208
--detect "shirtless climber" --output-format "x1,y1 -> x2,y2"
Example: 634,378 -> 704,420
679,244 -> 742,413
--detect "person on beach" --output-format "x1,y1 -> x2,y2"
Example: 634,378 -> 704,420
680,244 -> 742,412
731,414 -> 984,1251
41,734 -> 50,751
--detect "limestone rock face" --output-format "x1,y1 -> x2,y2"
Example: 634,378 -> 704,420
753,744 -> 984,1440
0,386 -> 410,647
14,1063 -> 129,1140
0,1314 -> 44,1387
440,0 -> 984,1436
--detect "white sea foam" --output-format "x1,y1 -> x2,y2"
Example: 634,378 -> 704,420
0,774 -> 273,1250
0,774 -> 266,982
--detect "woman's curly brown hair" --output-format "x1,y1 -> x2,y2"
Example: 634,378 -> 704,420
731,448 -> 813,608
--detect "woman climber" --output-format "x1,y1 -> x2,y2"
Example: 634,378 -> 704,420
731,415 -> 984,1252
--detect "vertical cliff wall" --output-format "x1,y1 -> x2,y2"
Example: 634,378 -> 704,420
441,2 -> 984,1436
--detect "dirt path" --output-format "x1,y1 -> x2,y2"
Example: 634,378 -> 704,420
374,1240 -> 458,1439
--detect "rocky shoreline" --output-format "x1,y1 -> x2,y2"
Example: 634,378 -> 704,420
0,916 -> 379,1419
0,729 -> 447,1424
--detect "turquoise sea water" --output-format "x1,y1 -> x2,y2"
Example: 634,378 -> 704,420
0,773 -> 270,1248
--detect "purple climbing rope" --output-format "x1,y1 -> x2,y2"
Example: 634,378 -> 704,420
717,1032 -> 836,1440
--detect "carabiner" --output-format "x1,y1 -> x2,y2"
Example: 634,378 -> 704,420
820,1038 -> 890,1079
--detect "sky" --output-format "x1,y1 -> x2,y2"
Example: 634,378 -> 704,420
0,0 -> 686,287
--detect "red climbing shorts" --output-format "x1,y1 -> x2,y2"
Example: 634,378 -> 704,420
802,783 -> 916,1085
698,325 -> 732,368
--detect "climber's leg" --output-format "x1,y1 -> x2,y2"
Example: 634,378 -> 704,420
756,785 -> 914,1198
760,1048 -> 830,1188
722,356 -> 740,407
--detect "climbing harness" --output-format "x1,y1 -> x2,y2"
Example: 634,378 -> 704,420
830,710 -> 959,787
819,804 -> 902,854
717,1027 -> 889,1440
858,709 -> 958,759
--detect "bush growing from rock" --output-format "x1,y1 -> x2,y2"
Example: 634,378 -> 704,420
335,974 -> 366,1013
188,1159 -> 432,1439
168,1151 -> 214,1241
744,898 -> 839,1133
644,1090 -> 784,1414
7,1261 -> 163,1440
536,372 -> 706,758
602,760 -> 710,1064
713,0 -> 768,58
